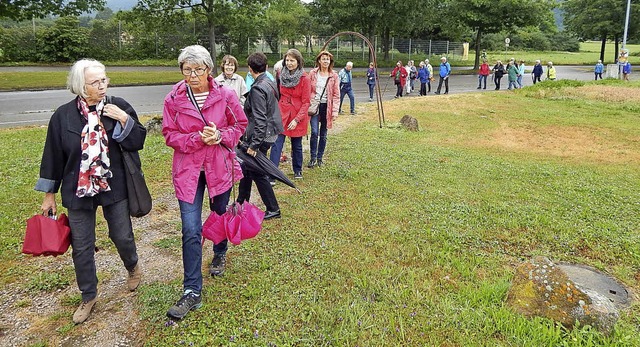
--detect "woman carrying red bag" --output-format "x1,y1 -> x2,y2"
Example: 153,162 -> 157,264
35,59 -> 146,324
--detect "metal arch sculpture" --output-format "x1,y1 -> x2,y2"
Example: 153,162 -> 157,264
320,31 -> 385,128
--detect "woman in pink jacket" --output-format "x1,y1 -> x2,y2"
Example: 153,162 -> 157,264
162,45 -> 247,320
269,48 -> 310,179
390,61 -> 408,98
307,50 -> 340,168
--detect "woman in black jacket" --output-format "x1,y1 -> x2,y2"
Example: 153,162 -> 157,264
35,59 -> 147,324
492,60 -> 505,90
236,52 -> 284,220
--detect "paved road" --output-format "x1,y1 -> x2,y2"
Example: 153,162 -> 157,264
0,66 -> 597,128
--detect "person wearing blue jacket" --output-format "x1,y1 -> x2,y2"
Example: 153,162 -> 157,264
435,56 -> 451,95
531,60 -> 543,84
417,61 -> 430,96
594,60 -> 604,80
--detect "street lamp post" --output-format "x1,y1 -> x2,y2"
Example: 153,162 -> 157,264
622,0 -> 631,50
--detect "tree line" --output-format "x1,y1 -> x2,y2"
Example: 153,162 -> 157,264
0,0 -> 637,72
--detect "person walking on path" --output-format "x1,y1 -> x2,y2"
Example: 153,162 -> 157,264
435,56 -> 451,95
36,58 -> 146,324
546,61 -> 557,80
214,55 -> 247,106
366,62 -> 377,101
493,60 -> 505,90
308,50 -> 340,169
622,61 -> 631,81
517,60 -> 526,88
425,59 -> 434,93
162,45 -> 248,320
532,60 -> 543,84
594,60 -> 604,80
338,61 -> 355,114
270,48 -> 310,180
237,52 -> 283,221
407,60 -> 417,94
477,59 -> 490,89
507,61 -> 519,90
390,60 -> 408,98
418,61 -> 430,96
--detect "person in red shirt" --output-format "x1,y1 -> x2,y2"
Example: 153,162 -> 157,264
390,61 -> 408,98
478,59 -> 490,89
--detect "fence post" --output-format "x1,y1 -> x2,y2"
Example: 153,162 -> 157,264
429,39 -> 431,57
408,38 -> 411,61
446,41 -> 449,56
375,35 -> 378,62
362,39 -> 365,60
247,37 -> 250,54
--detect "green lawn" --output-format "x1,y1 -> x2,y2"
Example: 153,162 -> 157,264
1,80 -> 639,346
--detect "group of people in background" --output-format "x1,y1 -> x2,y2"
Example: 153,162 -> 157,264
479,58 -> 554,91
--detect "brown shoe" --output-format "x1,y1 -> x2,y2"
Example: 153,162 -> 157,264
127,264 -> 142,291
73,297 -> 97,324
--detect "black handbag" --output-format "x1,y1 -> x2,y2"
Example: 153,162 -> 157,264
121,150 -> 152,217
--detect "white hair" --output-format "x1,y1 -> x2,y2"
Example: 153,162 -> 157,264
548,61 -> 553,66
178,45 -> 214,72
346,61 -> 353,67
67,59 -> 105,98
535,60 -> 541,64
440,56 -> 447,61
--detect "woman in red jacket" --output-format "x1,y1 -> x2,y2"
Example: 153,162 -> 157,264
477,59 -> 490,89
269,48 -> 310,179
390,60 -> 408,98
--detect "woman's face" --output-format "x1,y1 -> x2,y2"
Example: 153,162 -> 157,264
84,66 -> 108,105
182,62 -> 210,93
396,61 -> 402,67
319,55 -> 331,69
285,55 -> 298,71
223,61 -> 235,77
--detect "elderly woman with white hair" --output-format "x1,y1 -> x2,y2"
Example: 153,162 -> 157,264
532,60 -> 544,84
162,45 -> 248,320
36,59 -> 147,324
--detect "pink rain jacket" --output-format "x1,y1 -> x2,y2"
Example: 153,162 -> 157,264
162,77 -> 248,203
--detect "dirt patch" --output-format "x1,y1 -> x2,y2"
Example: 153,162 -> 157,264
477,122 -> 640,165
564,85 -> 640,103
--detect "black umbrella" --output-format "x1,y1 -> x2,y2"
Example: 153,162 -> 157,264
234,143 -> 301,193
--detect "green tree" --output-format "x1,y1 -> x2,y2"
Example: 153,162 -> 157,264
564,0 -> 639,62
0,0 -> 105,21
263,0 -> 309,54
449,0 -> 555,69
36,16 -> 89,62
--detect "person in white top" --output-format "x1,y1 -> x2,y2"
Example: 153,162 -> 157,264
214,55 -> 247,106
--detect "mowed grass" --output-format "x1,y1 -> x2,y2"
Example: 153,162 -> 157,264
1,80 -> 639,345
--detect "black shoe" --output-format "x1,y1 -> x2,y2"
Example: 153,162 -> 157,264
444,92 -> 448,94
264,210 -> 281,220
307,159 -> 317,168
483,87 -> 486,89
294,172 -> 303,179
167,292 -> 202,320
434,92 -> 440,95
209,254 -> 226,276
477,87 -> 481,89
316,159 -> 323,167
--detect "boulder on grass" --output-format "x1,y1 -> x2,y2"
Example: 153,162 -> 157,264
400,115 -> 419,131
506,256 -> 629,336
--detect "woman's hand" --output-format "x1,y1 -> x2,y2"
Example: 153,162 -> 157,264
103,104 -> 129,126
200,122 -> 221,145
41,193 -> 57,215
287,119 -> 298,131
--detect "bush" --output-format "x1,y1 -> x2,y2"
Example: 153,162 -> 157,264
549,32 -> 580,52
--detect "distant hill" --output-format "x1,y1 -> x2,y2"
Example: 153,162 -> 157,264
105,0 -> 138,11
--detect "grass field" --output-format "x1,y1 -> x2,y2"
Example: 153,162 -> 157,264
1,79 -> 639,346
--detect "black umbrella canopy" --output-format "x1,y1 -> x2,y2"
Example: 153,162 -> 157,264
235,143 -> 301,194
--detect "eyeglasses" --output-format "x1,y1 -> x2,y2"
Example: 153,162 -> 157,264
181,67 -> 208,76
86,77 -> 109,88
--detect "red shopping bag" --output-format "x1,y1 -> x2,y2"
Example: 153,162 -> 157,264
22,213 -> 71,257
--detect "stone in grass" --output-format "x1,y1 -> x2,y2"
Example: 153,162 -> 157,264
399,115 -> 419,132
506,256 -> 629,336
144,116 -> 163,133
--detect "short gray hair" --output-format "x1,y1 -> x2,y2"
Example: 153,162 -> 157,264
346,61 -> 353,67
67,59 -> 105,98
178,45 -> 214,72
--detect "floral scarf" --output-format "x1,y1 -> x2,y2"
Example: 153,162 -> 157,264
75,97 -> 112,198
279,67 -> 304,88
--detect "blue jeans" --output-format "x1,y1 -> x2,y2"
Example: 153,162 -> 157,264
270,134 -> 303,174
310,103 -> 328,161
178,172 -> 231,294
508,81 -> 518,90
339,86 -> 355,113
368,84 -> 375,99
517,75 -> 523,88
478,75 -> 487,88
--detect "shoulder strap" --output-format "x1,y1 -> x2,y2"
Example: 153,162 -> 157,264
318,76 -> 330,100
185,85 -> 208,125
